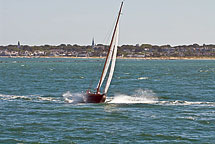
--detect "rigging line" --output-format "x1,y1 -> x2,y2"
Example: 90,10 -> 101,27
88,43 -> 102,91
103,16 -> 118,45
88,59 -> 104,91
97,1 -> 124,93
103,1 -> 123,44
88,63 -> 95,90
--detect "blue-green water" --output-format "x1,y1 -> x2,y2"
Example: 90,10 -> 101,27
0,58 -> 215,143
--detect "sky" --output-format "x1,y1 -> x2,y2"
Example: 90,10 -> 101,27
0,0 -> 215,46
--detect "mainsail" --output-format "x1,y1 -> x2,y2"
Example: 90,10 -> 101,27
104,25 -> 119,94
96,1 -> 123,93
96,40 -> 115,89
85,1 -> 124,103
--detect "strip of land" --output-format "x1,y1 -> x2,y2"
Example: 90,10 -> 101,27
1,43 -> 215,59
1,56 -> 215,60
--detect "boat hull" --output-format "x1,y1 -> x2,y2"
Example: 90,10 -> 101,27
85,93 -> 106,103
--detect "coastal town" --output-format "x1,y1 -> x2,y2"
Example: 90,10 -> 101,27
0,41 -> 215,58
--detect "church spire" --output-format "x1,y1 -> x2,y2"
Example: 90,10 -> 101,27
18,41 -> 21,48
92,38 -> 95,49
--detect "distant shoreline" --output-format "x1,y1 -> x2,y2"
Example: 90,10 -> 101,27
1,56 -> 215,60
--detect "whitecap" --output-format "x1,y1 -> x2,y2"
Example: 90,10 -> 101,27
37,97 -> 59,102
0,94 -> 60,102
138,77 -> 149,80
62,91 -> 85,103
0,94 -> 28,101
158,100 -> 215,106
108,89 -> 158,104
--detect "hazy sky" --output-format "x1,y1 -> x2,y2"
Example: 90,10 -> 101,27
0,0 -> 215,46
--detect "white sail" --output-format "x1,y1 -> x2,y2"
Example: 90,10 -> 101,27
95,1 -> 123,93
104,24 -> 119,94
96,34 -> 116,89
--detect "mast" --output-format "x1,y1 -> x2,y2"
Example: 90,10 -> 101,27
96,1 -> 124,93
104,24 -> 119,94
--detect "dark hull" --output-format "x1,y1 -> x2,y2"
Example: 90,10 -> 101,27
85,93 -> 106,103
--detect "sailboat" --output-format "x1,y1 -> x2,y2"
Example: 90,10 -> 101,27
85,2 -> 124,103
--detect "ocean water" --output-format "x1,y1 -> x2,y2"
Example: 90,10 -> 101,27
0,57 -> 215,143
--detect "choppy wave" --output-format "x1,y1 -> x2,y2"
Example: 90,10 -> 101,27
0,94 -> 60,102
62,89 -> 158,104
107,89 -> 215,106
62,91 -> 85,103
138,77 -> 149,80
108,89 -> 158,104
0,92 -> 86,104
1,91 -> 215,106
158,100 -> 215,106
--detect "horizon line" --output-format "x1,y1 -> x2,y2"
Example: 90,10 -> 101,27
1,43 -> 215,47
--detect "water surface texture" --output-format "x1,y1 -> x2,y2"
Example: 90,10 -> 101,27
0,58 -> 215,143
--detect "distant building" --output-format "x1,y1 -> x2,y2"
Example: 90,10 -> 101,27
0,50 -> 11,56
11,51 -> 19,56
18,41 -> 21,48
92,38 -> 95,49
78,52 -> 89,57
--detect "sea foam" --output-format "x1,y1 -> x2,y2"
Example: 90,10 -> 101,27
62,91 -> 85,103
0,94 -> 59,102
108,89 -> 158,104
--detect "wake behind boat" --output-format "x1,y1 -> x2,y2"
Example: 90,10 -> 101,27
85,2 -> 124,103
